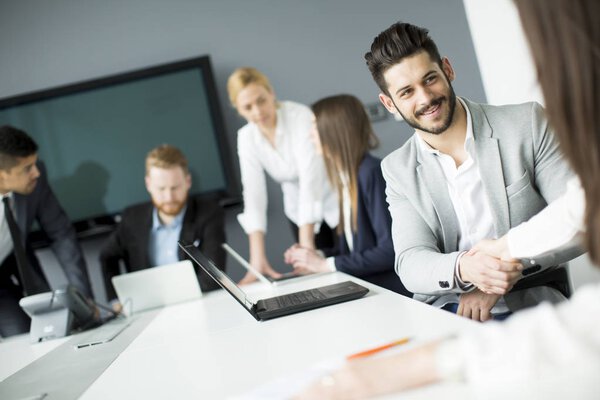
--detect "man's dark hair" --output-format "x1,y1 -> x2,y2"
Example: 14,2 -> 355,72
365,22 -> 443,96
0,125 -> 38,170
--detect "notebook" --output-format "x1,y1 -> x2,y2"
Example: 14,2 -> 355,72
112,260 -> 201,315
222,243 -> 324,286
179,241 -> 369,321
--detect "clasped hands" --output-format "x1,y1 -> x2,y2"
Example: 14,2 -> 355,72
284,243 -> 330,274
461,235 -> 523,295
456,236 -> 523,321
238,244 -> 328,285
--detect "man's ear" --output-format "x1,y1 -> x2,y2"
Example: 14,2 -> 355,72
379,93 -> 399,115
144,175 -> 152,193
441,57 -> 455,82
0,176 -> 5,193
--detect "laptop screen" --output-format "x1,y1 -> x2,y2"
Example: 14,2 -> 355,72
179,242 -> 254,310
111,260 -> 201,315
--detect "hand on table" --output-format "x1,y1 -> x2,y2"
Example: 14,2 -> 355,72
457,289 -> 501,322
237,257 -> 282,285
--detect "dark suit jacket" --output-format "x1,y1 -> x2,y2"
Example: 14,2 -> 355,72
99,195 -> 226,301
323,154 -> 411,297
1,161 -> 92,298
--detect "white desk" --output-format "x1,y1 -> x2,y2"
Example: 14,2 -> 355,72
0,272 -> 478,399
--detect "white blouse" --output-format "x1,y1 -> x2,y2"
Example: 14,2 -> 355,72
507,177 -> 585,257
445,177 -> 600,398
236,101 -> 338,234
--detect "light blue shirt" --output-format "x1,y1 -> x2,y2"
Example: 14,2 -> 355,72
148,206 -> 186,267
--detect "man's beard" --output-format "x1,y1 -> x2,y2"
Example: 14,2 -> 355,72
396,83 -> 457,135
153,199 -> 186,217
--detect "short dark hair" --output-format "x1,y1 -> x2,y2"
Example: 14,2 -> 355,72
365,22 -> 442,95
0,125 -> 39,170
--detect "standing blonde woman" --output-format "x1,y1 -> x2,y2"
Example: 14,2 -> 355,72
227,67 -> 338,283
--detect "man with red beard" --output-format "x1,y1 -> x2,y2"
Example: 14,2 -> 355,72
366,22 -> 581,321
99,144 -> 225,307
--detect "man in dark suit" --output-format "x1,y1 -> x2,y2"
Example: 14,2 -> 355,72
99,144 -> 226,307
0,125 -> 93,337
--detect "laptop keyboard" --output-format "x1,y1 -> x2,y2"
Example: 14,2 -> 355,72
253,281 -> 369,319
270,289 -> 328,308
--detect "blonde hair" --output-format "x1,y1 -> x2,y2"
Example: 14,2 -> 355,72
145,144 -> 189,175
226,67 -> 274,107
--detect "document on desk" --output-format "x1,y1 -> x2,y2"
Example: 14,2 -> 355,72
231,357 -> 344,400
235,338 -> 414,399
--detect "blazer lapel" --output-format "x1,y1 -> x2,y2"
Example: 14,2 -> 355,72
416,148 -> 459,253
178,197 -> 196,260
469,101 -> 510,235
137,205 -> 153,269
13,194 -> 28,245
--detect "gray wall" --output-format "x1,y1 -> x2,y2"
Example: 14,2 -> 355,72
0,0 -> 486,302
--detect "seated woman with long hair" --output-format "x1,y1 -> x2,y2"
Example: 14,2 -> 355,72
286,94 -> 410,296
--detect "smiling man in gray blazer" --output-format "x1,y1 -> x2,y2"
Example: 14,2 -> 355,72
364,22 -> 582,321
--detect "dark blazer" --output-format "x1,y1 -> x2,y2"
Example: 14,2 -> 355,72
2,161 -> 92,298
99,195 -> 226,301
323,154 -> 411,297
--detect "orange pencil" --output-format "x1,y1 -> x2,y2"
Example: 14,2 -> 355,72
346,338 -> 411,360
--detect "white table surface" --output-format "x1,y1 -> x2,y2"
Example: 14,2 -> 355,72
1,272 -> 479,399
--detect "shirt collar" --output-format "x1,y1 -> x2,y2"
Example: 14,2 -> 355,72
274,103 -> 284,139
1,192 -> 15,211
151,205 -> 187,231
416,97 -> 474,156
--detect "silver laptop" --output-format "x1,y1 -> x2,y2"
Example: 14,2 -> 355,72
112,260 -> 201,315
222,243 -> 326,286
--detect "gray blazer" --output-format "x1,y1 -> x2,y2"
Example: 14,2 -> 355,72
13,161 -> 92,298
381,98 -> 582,311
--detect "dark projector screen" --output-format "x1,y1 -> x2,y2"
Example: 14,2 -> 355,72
0,55 -> 236,237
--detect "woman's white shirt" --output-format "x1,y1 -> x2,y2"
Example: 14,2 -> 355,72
443,177 -> 600,399
507,176 -> 585,258
459,281 -> 600,400
236,101 -> 338,234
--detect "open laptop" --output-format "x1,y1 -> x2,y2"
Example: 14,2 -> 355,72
179,241 -> 369,321
112,260 -> 201,315
222,243 -> 324,286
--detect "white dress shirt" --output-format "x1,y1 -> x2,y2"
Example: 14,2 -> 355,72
416,98 -> 496,251
236,101 -> 338,234
148,206 -> 186,267
0,193 -> 15,265
417,99 -> 507,313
